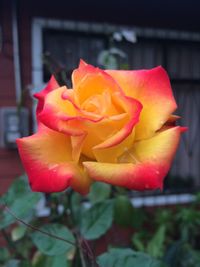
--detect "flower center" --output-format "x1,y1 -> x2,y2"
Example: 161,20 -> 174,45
81,90 -> 119,116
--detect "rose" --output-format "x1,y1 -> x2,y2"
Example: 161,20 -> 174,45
17,60 -> 185,195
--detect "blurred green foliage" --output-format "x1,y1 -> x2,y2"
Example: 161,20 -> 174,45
0,176 -> 200,267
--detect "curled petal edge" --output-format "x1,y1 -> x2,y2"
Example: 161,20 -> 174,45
83,126 -> 182,191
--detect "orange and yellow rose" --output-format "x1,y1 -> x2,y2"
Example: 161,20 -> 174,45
17,60 -> 185,195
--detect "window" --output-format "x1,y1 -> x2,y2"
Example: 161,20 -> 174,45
43,29 -> 107,86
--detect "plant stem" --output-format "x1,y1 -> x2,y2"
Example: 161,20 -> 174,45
2,204 -> 76,247
79,241 -> 87,267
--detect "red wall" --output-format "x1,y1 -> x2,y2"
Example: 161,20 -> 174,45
0,0 -> 24,194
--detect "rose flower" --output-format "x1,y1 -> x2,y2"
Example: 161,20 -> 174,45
17,60 -> 185,195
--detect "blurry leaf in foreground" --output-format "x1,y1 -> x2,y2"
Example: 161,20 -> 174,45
0,247 -> 10,263
164,241 -> 200,267
0,175 -> 42,229
32,251 -> 69,267
11,225 -> 27,241
3,260 -> 20,267
147,225 -> 166,258
97,248 -> 166,267
0,193 -> 42,229
88,182 -> 111,204
31,223 -> 75,256
81,200 -> 114,240
114,195 -> 134,227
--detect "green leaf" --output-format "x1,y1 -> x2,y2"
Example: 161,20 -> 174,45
3,260 -> 20,267
0,192 -> 42,229
131,208 -> 147,229
32,252 -> 69,267
164,241 -> 200,267
0,248 -> 10,263
97,248 -> 165,267
88,182 -> 111,204
0,175 -> 42,229
0,175 -> 30,205
31,223 -> 75,256
70,192 -> 82,226
3,260 -> 30,267
114,195 -> 134,227
11,225 -> 27,241
81,200 -> 114,240
147,225 -> 166,258
132,232 -> 145,252
44,254 -> 69,267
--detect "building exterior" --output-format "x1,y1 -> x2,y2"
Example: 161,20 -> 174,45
0,0 -> 200,195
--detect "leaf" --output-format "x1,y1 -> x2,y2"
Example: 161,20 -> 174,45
114,195 -> 134,227
44,254 -> 69,267
88,182 -> 111,204
0,192 -> 42,229
70,192 -> 82,226
0,175 -> 30,205
32,252 -> 69,267
132,232 -> 145,252
131,208 -> 146,229
11,225 -> 27,241
3,260 -> 30,267
3,260 -> 20,267
164,241 -> 200,267
0,247 -> 10,263
147,225 -> 166,258
97,248 -> 165,267
0,175 -> 42,229
81,200 -> 114,240
31,223 -> 75,256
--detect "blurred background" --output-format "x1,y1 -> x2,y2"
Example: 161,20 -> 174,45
0,0 -> 200,264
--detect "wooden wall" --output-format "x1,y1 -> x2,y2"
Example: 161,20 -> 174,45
0,0 -> 27,194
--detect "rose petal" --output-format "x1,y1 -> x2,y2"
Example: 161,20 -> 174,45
106,67 -> 177,140
34,75 -> 59,115
83,127 -> 181,190
17,125 -> 91,194
80,91 -> 142,159
80,113 -> 128,159
93,92 -> 142,149
93,129 -> 135,163
71,134 -> 87,162
70,166 -> 92,195
39,86 -> 105,136
72,62 -> 143,151
72,61 -> 124,105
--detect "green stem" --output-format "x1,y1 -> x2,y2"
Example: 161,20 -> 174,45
2,204 -> 76,247
79,240 -> 87,267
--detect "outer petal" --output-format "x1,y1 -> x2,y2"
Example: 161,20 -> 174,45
34,75 -> 59,115
93,129 -> 135,163
70,166 -> 92,195
83,127 -> 181,190
17,125 -> 91,194
106,67 -> 177,140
